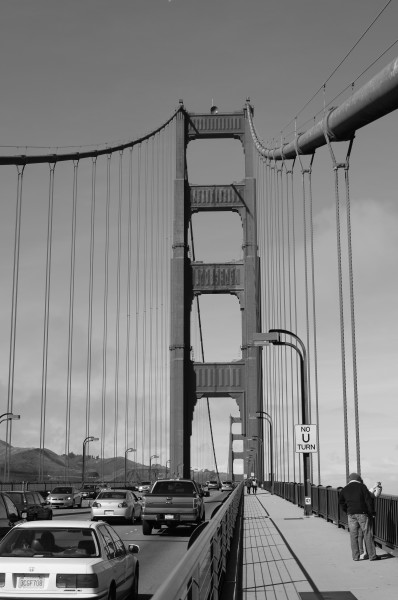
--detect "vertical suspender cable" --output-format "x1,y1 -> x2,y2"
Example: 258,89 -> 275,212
64,159 -> 79,480
125,148 -> 133,455
100,154 -> 111,481
39,161 -> 56,481
345,158 -> 361,475
134,146 -> 142,469
113,151 -> 123,481
85,157 -> 97,442
5,164 -> 25,480
323,111 -> 354,481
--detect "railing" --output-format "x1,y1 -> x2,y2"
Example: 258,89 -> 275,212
264,480 -> 398,554
151,482 -> 243,600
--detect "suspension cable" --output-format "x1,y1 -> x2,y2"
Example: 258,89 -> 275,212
323,110 -> 356,480
39,161 -> 56,480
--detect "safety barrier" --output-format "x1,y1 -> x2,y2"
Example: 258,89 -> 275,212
150,482 -> 243,600
264,480 -> 398,554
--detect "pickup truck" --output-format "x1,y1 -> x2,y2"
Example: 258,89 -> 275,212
141,478 -> 205,535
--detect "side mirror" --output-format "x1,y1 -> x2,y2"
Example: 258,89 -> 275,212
128,543 -> 140,554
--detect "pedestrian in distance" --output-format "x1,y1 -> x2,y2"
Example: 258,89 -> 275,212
338,472 -> 380,561
252,478 -> 258,494
245,478 -> 252,494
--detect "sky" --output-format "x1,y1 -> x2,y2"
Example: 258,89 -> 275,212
1,1 -> 398,493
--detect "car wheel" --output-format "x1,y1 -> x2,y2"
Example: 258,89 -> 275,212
129,567 -> 139,599
142,520 -> 153,535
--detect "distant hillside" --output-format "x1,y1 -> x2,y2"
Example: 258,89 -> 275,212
0,440 -> 223,484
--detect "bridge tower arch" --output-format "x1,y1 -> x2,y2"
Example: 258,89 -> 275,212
170,104 -> 263,480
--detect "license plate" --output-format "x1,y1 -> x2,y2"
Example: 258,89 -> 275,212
105,510 -> 114,515
165,514 -> 174,519
18,577 -> 44,588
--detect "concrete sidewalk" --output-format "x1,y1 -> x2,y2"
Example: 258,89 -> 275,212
242,490 -> 397,600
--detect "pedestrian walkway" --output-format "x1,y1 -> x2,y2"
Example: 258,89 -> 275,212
242,489 -> 397,600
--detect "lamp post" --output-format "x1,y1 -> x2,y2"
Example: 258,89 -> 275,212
0,413 -> 20,481
251,329 -> 312,515
149,454 -> 159,482
82,436 -> 99,486
0,412 -> 20,425
252,413 -> 274,494
124,448 -> 136,486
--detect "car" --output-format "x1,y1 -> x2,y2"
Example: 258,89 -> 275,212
207,479 -> 220,490
91,489 -> 142,524
221,481 -> 234,492
0,492 -> 26,539
46,486 -> 82,509
79,484 -> 101,499
137,481 -> 152,493
0,519 -> 139,599
3,490 -> 52,521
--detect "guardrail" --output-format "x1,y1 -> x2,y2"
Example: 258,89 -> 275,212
150,483 -> 243,600
265,480 -> 398,555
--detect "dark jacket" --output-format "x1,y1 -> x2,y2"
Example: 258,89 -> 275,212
338,481 -> 375,516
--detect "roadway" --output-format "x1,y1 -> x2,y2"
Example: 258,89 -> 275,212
52,488 -> 229,598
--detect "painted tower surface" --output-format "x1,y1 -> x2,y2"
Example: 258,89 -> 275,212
169,105 -> 263,479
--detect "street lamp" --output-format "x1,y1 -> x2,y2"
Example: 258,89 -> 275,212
1,413 -> 20,481
0,412 -> 20,425
252,413 -> 274,495
125,448 -> 136,486
251,329 -> 311,515
82,436 -> 99,486
149,454 -> 159,482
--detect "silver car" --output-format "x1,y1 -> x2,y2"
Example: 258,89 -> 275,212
46,486 -> 82,509
91,489 -> 142,524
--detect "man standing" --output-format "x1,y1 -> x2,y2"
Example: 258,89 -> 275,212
338,472 -> 380,561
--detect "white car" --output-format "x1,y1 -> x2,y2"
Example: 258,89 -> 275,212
46,486 -> 82,509
221,481 -> 234,492
91,489 -> 142,524
0,520 -> 139,599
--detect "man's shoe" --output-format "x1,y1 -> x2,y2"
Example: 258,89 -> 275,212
361,554 -> 369,560
370,556 -> 380,561
353,558 -> 360,561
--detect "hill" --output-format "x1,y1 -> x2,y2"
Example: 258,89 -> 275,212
0,440 -> 223,484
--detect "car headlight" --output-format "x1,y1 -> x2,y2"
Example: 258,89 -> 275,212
57,574 -> 98,588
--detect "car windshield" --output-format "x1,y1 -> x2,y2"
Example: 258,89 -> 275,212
98,491 -> 127,500
4,492 -> 23,503
0,528 -> 99,558
51,487 -> 72,494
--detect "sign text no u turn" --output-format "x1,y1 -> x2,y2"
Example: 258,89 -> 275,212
294,424 -> 317,453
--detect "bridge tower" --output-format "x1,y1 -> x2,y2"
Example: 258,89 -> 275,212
170,104 -> 263,480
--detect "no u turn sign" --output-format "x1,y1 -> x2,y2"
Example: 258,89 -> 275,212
294,424 -> 317,453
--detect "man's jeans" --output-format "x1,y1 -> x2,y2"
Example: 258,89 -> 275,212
348,513 -> 376,560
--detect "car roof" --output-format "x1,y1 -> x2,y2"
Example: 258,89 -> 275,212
12,520 -> 99,531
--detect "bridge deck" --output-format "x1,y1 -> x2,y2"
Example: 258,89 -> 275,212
242,490 -> 397,600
